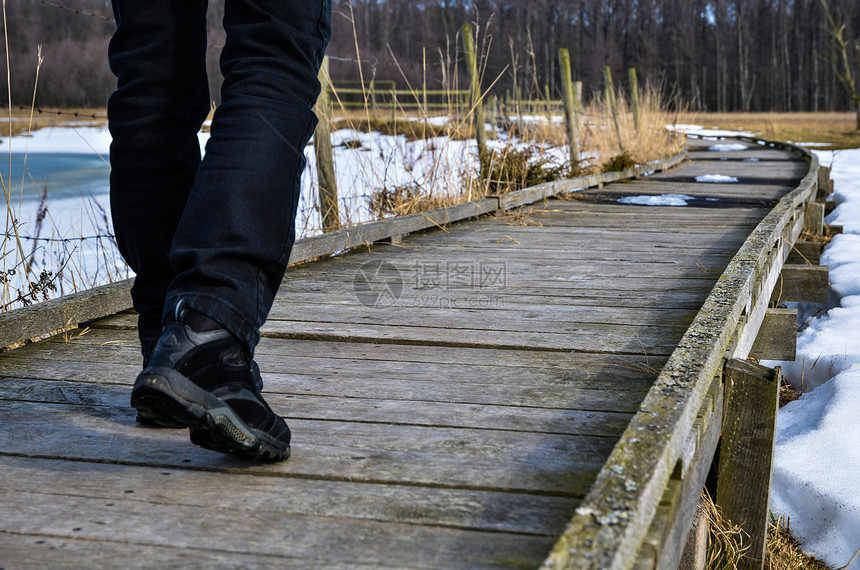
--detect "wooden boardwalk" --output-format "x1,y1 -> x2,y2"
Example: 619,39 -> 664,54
0,138 -> 812,568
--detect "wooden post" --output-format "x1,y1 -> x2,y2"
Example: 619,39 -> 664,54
604,65 -> 625,154
422,47 -> 428,118
515,85 -> 524,134
717,359 -> 780,570
629,67 -> 642,135
544,84 -> 553,123
488,94 -> 498,138
390,89 -> 397,124
558,49 -> 580,172
369,78 -> 378,121
314,56 -> 340,233
462,23 -> 487,157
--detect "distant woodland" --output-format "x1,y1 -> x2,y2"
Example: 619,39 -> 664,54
3,0 -> 860,112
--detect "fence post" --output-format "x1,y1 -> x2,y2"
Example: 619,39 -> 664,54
515,85 -> 524,132
369,78 -> 378,121
462,23 -> 487,157
314,56 -> 340,233
629,67 -> 642,135
603,66 -> 625,154
390,89 -> 397,124
716,359 -> 780,570
544,84 -> 553,123
558,48 -> 580,172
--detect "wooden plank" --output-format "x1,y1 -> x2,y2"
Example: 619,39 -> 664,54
262,304 -> 698,332
749,308 -> 797,361
0,279 -> 132,350
0,456 -> 578,536
0,378 -> 635,437
0,486 -> 557,569
83,312 -> 688,355
654,376 -> 723,569
0,400 -> 610,496
258,319 -> 684,355
290,198 -> 498,264
803,201 -> 825,235
0,362 -> 650,413
717,359 -> 780,570
0,533 -> 372,570
28,327 -> 667,378
770,264 -> 829,304
786,240 -> 822,265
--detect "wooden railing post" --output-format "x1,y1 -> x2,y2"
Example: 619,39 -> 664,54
716,359 -> 781,570
629,67 -> 642,135
314,56 -> 341,233
462,23 -> 487,157
603,65 -> 625,154
558,48 -> 580,171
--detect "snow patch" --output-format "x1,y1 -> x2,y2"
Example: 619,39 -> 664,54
695,174 -> 739,183
762,146 -> 860,568
708,143 -> 748,151
617,194 -> 693,206
770,366 -> 860,567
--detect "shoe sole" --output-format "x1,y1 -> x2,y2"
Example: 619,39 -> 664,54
131,368 -> 291,462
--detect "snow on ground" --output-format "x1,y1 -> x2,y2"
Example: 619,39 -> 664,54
2,121 -> 563,305
762,147 -> 860,568
667,124 -> 756,138
708,143 -> 748,151
695,173 -> 739,183
618,193 -> 694,206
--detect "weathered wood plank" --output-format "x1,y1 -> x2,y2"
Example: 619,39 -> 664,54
82,312 -> 688,354
0,488 -> 557,569
0,401 -> 610,496
786,240 -> 822,265
0,363 -> 650,413
0,279 -> 133,350
0,378 -> 635,437
0,533 -> 373,570
27,327 -> 667,378
770,264 -> 830,304
749,308 -> 798,361
716,359 -> 780,570
0,456 -> 578,536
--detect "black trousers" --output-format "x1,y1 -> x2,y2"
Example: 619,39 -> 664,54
107,0 -> 331,358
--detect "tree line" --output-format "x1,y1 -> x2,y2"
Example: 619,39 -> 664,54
2,0 -> 859,113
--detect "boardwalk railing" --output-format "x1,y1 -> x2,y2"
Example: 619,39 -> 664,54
542,137 -> 823,569
0,151 -> 687,351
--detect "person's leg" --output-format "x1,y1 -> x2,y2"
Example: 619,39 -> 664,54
107,0 -> 210,362
165,0 -> 331,353
131,0 -> 331,461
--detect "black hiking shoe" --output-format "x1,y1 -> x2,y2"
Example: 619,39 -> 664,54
130,304 -> 290,461
134,360 -> 264,427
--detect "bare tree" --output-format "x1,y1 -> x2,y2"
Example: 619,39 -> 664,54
819,0 -> 860,128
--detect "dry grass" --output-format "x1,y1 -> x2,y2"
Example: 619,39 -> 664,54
582,85 -> 686,172
702,489 -> 752,569
678,112 -> 860,150
701,487 -> 837,569
766,515 -> 833,570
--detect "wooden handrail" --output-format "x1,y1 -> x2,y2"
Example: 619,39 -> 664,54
541,136 -> 819,569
